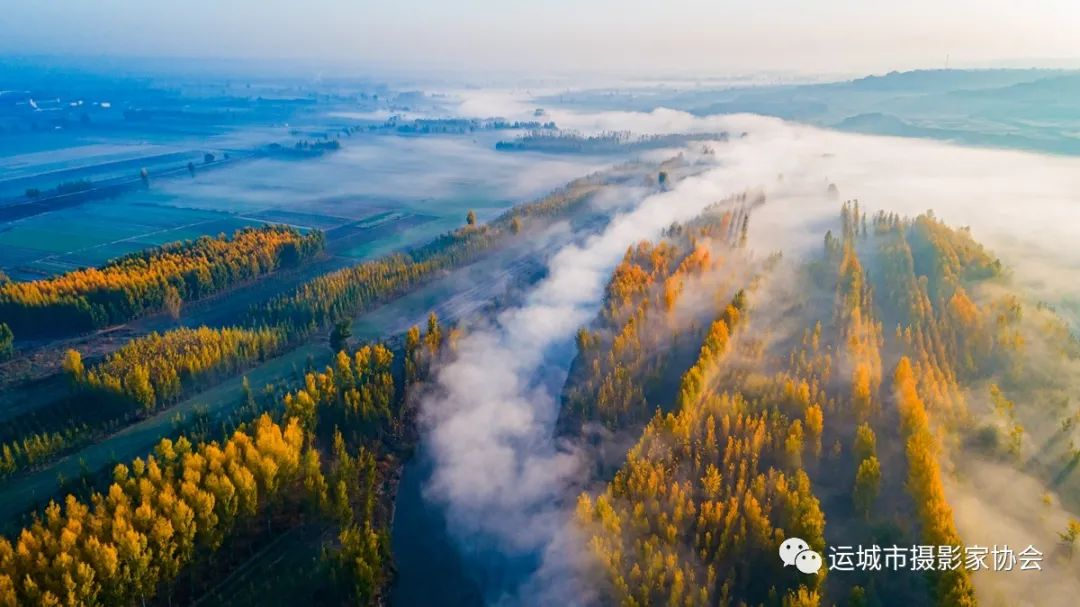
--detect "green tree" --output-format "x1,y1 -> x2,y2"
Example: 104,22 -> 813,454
0,323 -> 12,360
242,376 -> 256,410
331,319 -> 352,354
332,523 -> 388,604
847,586 -> 868,607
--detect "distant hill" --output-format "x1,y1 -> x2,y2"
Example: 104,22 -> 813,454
942,72 -> 1080,106
547,68 -> 1080,157
832,112 -> 929,137
839,68 -> 1060,93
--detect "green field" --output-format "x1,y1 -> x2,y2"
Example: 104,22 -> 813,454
0,128 -> 582,281
0,198 -> 461,279
0,227 -> 117,253
340,214 -> 457,260
0,203 -> 317,278
0,201 -> 244,278
250,209 -> 355,230
54,240 -> 154,266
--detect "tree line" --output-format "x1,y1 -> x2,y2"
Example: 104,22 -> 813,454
0,167 -> 653,604
0,413 -> 309,606
253,175 -> 606,338
563,200 -> 753,430
0,172 -> 613,487
0,312 -> 446,606
0,225 -> 324,337
67,326 -> 287,411
0,323 -> 11,360
0,326 -> 287,483
571,200 -> 1027,606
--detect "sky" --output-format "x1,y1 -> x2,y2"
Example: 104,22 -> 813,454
2,0 -> 1080,76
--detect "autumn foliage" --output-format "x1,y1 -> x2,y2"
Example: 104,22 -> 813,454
0,414 -> 308,606
0,226 -> 324,337
572,200 -> 1022,607
71,326 -> 286,410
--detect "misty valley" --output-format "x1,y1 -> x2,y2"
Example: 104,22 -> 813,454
2,60 -> 1080,607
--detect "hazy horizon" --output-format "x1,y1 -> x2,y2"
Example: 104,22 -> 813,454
4,0 -> 1080,77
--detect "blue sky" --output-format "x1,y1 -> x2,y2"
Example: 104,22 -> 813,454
2,0 -> 1078,75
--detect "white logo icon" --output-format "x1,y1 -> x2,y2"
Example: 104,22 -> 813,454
779,537 -> 823,574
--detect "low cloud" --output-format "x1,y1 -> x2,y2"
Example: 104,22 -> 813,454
420,157 -> 752,602
419,98 -> 1080,604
